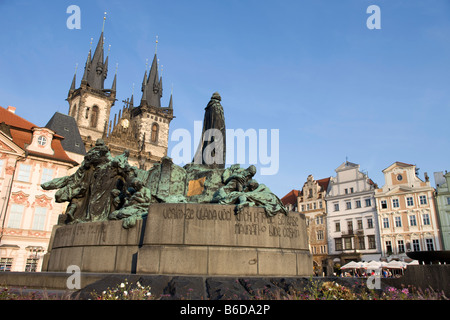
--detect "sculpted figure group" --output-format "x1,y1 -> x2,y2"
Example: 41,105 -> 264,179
42,93 -> 287,228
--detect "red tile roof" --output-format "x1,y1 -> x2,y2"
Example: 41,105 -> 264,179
316,177 -> 331,192
0,106 -> 78,165
281,189 -> 300,206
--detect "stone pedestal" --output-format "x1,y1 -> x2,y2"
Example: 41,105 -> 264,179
44,203 -> 312,276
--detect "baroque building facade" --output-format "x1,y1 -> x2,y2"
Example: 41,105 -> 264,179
434,171 -> 450,250
67,28 -> 174,170
374,162 -> 441,261
297,175 -> 331,276
0,106 -> 77,272
326,161 -> 381,267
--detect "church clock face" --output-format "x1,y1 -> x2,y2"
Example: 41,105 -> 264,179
397,174 -> 403,181
121,119 -> 129,129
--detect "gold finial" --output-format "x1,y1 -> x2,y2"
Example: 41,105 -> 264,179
107,44 -> 111,57
155,35 -> 158,54
89,37 -> 93,50
102,12 -> 107,32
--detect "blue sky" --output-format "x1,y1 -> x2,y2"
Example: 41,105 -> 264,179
1,0 -> 450,198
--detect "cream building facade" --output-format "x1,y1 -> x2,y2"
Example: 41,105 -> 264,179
297,175 -> 331,275
375,162 -> 441,261
0,106 -> 77,272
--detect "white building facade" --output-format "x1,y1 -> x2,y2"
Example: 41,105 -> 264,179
326,161 -> 382,266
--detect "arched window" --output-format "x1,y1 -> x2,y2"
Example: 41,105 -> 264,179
71,104 -> 77,118
151,123 -> 158,143
90,106 -> 99,128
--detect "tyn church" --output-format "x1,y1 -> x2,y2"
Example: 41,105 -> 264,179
66,27 -> 174,170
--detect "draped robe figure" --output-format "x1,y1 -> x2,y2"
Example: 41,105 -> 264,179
193,92 -> 226,169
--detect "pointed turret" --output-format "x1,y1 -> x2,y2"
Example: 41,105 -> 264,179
111,72 -> 117,92
141,53 -> 162,108
86,31 -> 106,90
68,67 -> 77,96
168,93 -> 173,109
81,48 -> 91,85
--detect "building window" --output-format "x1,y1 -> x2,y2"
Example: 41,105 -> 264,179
334,203 -> 339,211
355,200 -> 361,208
446,197 -> 450,205
346,201 -> 351,210
151,123 -> 159,143
365,198 -> 371,207
350,187 -> 354,193
90,105 -> 99,128
395,216 -> 402,228
423,214 -> 430,226
301,205 -> 305,212
419,195 -> 427,205
406,197 -> 414,206
25,258 -> 39,272
357,237 -> 365,250
0,258 -> 13,272
425,239 -> 434,251
392,199 -> 399,208
409,215 -> 417,227
344,238 -> 352,250
383,217 -> 389,229
367,218 -> 374,229
335,238 -> 343,251
40,168 -> 54,184
357,219 -> 363,230
385,241 -> 393,254
17,164 -> 32,182
398,240 -> 405,253
368,235 -> 376,249
335,222 -> 341,232
319,201 -> 323,209
347,220 -> 353,231
345,188 -> 348,194
412,239 -> 420,251
37,136 -> 47,146
8,204 -> 24,228
317,230 -> 324,240
313,202 -> 317,210
381,200 -> 387,209
32,207 -> 47,230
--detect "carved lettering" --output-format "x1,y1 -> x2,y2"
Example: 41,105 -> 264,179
160,207 -> 300,238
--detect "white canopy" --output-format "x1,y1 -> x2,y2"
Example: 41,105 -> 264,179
385,260 -> 406,269
341,261 -> 364,269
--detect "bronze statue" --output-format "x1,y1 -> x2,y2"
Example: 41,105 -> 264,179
193,92 -> 226,169
42,93 -> 287,228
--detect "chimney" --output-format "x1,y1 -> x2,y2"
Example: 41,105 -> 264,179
7,106 -> 16,114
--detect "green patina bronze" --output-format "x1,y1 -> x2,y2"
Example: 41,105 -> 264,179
42,93 -> 287,228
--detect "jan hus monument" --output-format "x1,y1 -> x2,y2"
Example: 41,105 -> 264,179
42,92 -> 312,277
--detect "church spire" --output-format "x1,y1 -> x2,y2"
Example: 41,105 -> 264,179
82,13 -> 111,91
68,63 -> 77,96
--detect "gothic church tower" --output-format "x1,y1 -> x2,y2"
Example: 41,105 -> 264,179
67,22 -> 173,170
67,26 -> 117,150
